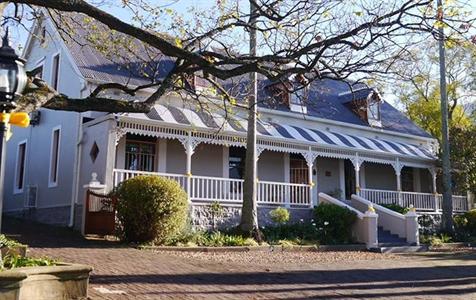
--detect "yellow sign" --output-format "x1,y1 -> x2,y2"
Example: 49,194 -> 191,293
0,112 -> 30,128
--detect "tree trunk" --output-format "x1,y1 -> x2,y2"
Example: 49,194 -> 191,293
437,0 -> 453,233
239,1 -> 260,236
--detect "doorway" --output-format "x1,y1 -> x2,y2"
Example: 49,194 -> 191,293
344,160 -> 356,200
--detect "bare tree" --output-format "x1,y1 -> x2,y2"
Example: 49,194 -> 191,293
1,0 -> 474,233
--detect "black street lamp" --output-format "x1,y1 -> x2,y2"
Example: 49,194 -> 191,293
0,28 -> 27,231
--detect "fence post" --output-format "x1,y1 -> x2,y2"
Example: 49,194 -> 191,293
405,205 -> 419,246
363,204 -> 379,249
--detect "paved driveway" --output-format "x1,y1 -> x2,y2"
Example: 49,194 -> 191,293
3,217 -> 476,300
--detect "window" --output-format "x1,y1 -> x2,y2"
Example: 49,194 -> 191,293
366,90 -> 382,127
51,54 -> 60,90
40,26 -> 47,45
33,65 -> 43,79
125,140 -> 156,172
49,127 -> 61,187
229,146 -> 246,179
14,141 -> 27,193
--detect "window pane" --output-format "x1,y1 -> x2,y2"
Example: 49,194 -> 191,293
52,55 -> 60,90
125,141 -> 155,172
50,129 -> 60,184
16,143 -> 26,190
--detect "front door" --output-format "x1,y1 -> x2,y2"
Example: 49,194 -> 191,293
344,160 -> 356,200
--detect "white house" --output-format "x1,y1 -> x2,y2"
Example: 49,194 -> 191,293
3,12 -> 470,234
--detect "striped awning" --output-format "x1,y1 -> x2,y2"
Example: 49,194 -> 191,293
127,104 -> 436,160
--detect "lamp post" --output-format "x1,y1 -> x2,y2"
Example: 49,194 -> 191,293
0,28 -> 27,231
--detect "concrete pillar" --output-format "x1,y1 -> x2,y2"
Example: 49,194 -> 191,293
339,159 -> 345,200
364,205 -> 378,249
430,168 -> 439,211
354,163 -> 361,195
394,159 -> 403,206
284,153 -> 290,208
405,206 -> 420,245
157,139 -> 167,173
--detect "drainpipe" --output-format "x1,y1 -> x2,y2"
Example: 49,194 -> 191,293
68,113 -> 83,228
69,81 -> 88,228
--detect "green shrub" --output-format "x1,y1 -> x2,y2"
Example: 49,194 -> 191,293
2,255 -> 56,269
0,235 -> 24,248
381,203 -> 409,214
116,175 -> 188,244
314,203 -> 357,244
454,209 -> 476,241
420,233 -> 453,246
167,230 -> 259,247
269,207 -> 290,225
261,222 -> 319,244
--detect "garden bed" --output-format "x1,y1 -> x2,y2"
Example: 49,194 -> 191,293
0,263 -> 92,300
139,243 -> 367,252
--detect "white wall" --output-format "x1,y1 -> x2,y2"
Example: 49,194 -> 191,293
4,18 -> 85,212
258,151 -> 285,182
364,163 -> 397,190
316,157 -> 341,196
4,110 -> 81,211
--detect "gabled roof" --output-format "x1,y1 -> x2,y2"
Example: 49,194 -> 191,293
38,11 -> 433,139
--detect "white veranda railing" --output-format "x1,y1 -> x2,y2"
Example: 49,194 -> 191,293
359,188 -> 468,212
113,169 -> 312,207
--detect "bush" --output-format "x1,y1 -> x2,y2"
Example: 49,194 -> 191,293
0,234 -> 24,248
261,222 -> 319,244
269,207 -> 290,225
167,230 -> 258,247
381,203 -> 409,214
314,203 -> 357,244
116,175 -> 188,244
454,209 -> 476,241
2,255 -> 56,269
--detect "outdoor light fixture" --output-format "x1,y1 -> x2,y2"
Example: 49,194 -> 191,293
0,28 -> 28,233
0,28 -> 27,110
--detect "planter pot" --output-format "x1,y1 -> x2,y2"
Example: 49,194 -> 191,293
0,246 -> 27,258
0,263 -> 92,300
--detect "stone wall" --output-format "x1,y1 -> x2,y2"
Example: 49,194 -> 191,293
190,204 -> 313,230
5,205 -> 71,227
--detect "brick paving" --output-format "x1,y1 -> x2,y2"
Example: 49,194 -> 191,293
3,217 -> 476,300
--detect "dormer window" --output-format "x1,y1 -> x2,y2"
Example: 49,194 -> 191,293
265,74 -> 308,113
289,74 -> 308,114
344,88 -> 383,127
366,90 -> 382,127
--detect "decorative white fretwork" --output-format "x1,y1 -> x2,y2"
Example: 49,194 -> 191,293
114,127 -> 127,146
350,153 -> 364,171
391,158 -> 404,176
116,119 -> 436,169
301,148 -> 319,167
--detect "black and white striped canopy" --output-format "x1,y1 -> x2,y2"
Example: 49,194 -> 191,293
128,104 -> 435,160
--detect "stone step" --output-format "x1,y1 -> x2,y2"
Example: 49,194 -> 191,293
370,245 -> 429,254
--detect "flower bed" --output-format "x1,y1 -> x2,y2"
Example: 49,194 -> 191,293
0,235 -> 27,259
0,235 -> 92,300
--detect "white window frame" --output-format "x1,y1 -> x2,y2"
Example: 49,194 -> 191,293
50,52 -> 60,91
33,58 -> 45,80
13,140 -> 28,194
48,126 -> 61,188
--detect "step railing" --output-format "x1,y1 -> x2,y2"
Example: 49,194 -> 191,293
113,169 -> 312,207
351,194 -> 419,245
319,193 -> 378,248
